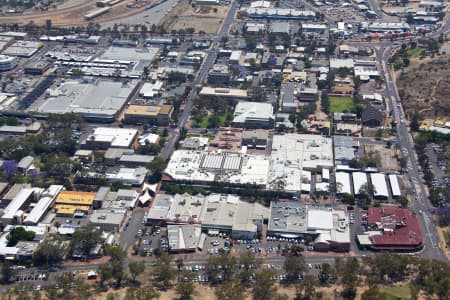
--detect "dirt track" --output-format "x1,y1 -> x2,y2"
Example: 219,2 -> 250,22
0,1 -> 152,26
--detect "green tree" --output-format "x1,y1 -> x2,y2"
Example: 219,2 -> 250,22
319,263 -> 336,284
98,263 -> 113,288
283,254 -> 306,283
238,251 -> 261,285
32,239 -> 65,267
176,271 -> 195,300
7,227 -> 35,246
152,252 -> 175,289
147,156 -> 167,183
214,278 -> 245,300
295,275 -> 319,300
129,261 -> 145,282
69,225 -> 102,258
1,262 -> 15,283
252,269 -> 277,300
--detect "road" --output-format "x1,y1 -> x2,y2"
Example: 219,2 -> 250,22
160,0 -> 239,159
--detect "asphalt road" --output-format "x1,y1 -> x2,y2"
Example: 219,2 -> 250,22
119,210 -> 146,251
160,0 -> 239,160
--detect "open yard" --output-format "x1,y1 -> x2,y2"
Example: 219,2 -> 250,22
329,96 -> 355,113
382,284 -> 412,300
159,0 -> 231,34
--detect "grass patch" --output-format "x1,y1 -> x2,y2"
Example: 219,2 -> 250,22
382,284 -> 411,300
329,96 -> 355,113
191,113 -> 231,128
406,47 -> 423,58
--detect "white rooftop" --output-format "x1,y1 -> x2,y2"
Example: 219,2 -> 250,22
88,127 -> 138,148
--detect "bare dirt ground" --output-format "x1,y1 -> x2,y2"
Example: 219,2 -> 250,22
396,42 -> 450,120
363,144 -> 400,172
0,0 -> 153,26
159,0 -> 230,34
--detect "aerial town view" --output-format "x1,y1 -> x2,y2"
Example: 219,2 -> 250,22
0,0 -> 448,299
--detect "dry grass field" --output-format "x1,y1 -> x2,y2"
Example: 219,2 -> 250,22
396,51 -> 450,120
159,0 -> 230,34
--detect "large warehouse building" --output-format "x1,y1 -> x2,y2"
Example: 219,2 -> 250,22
36,79 -> 139,122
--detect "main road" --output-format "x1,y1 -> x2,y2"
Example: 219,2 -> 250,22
161,0 -> 239,159
371,13 -> 449,261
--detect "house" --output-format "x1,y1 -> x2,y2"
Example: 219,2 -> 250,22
18,156 -> 34,173
362,105 -> 383,127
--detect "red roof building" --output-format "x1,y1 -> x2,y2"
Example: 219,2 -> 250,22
366,207 -> 423,251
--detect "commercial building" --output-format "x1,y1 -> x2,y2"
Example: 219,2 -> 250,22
243,7 -> 316,20
298,88 -> 318,102
208,64 -> 231,85
24,61 -> 50,75
124,105 -> 174,126
96,46 -> 159,74
352,172 -> 368,196
233,101 -> 274,128
23,185 -> 64,225
0,55 -> 19,71
147,193 -> 206,225
335,172 -> 352,195
2,41 -> 43,57
0,184 -> 31,208
105,167 -> 148,186
36,79 -> 139,122
163,150 -> 270,187
147,193 -> 268,239
199,87 -> 249,99
139,81 -> 163,98
370,173 -> 389,199
333,136 -> 355,164
268,201 -> 350,252
362,105 -> 383,127
167,224 -> 202,252
269,134 -> 333,193
84,127 -> 138,149
89,208 -> 127,232
388,174 -> 401,198
118,154 -> 154,167
367,22 -> 410,33
242,130 -> 268,149
1,188 -> 35,224
357,207 -> 423,251
54,191 -> 96,216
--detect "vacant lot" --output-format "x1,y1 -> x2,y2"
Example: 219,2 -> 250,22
364,144 -> 399,172
329,96 -> 355,113
159,0 -> 230,34
396,53 -> 450,119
